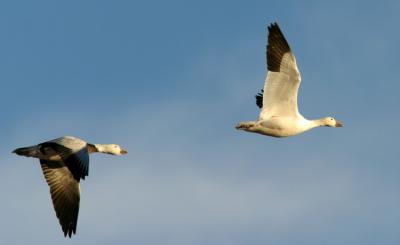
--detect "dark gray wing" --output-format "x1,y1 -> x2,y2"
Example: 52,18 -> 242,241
40,142 -> 89,181
40,160 -> 80,238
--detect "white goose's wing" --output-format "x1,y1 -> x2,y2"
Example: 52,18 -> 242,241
259,23 -> 302,120
40,160 -> 80,238
41,136 -> 89,180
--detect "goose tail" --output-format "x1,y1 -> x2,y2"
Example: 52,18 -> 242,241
236,121 -> 256,130
12,146 -> 38,157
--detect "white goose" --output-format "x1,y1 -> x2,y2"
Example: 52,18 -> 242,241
12,136 -> 127,237
236,22 -> 343,137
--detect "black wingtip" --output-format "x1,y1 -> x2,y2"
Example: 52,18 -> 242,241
255,89 -> 264,108
267,22 -> 279,31
266,22 -> 291,72
268,22 -> 278,28
63,225 -> 76,238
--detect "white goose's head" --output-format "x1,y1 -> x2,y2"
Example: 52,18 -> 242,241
95,144 -> 128,155
322,117 -> 343,127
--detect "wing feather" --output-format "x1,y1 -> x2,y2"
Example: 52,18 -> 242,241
259,23 -> 302,120
40,160 -> 80,238
40,141 -> 89,181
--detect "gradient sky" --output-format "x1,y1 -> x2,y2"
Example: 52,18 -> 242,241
1,0 -> 400,244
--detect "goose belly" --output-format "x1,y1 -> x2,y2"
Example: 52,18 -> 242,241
255,117 -> 306,137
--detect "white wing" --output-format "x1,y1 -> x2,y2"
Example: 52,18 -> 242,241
259,23 -> 302,120
49,136 -> 87,151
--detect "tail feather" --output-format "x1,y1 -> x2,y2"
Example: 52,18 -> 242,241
13,146 -> 38,157
236,121 -> 256,130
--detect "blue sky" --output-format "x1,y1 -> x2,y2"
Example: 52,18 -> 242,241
1,0 -> 400,244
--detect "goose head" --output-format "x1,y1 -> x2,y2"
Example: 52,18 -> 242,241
322,117 -> 343,127
95,144 -> 128,155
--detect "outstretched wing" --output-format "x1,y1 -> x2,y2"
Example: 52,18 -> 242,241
259,23 -> 302,120
40,160 -> 80,238
40,139 -> 89,181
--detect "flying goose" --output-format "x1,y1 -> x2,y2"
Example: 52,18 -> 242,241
236,22 -> 343,137
12,136 -> 127,237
